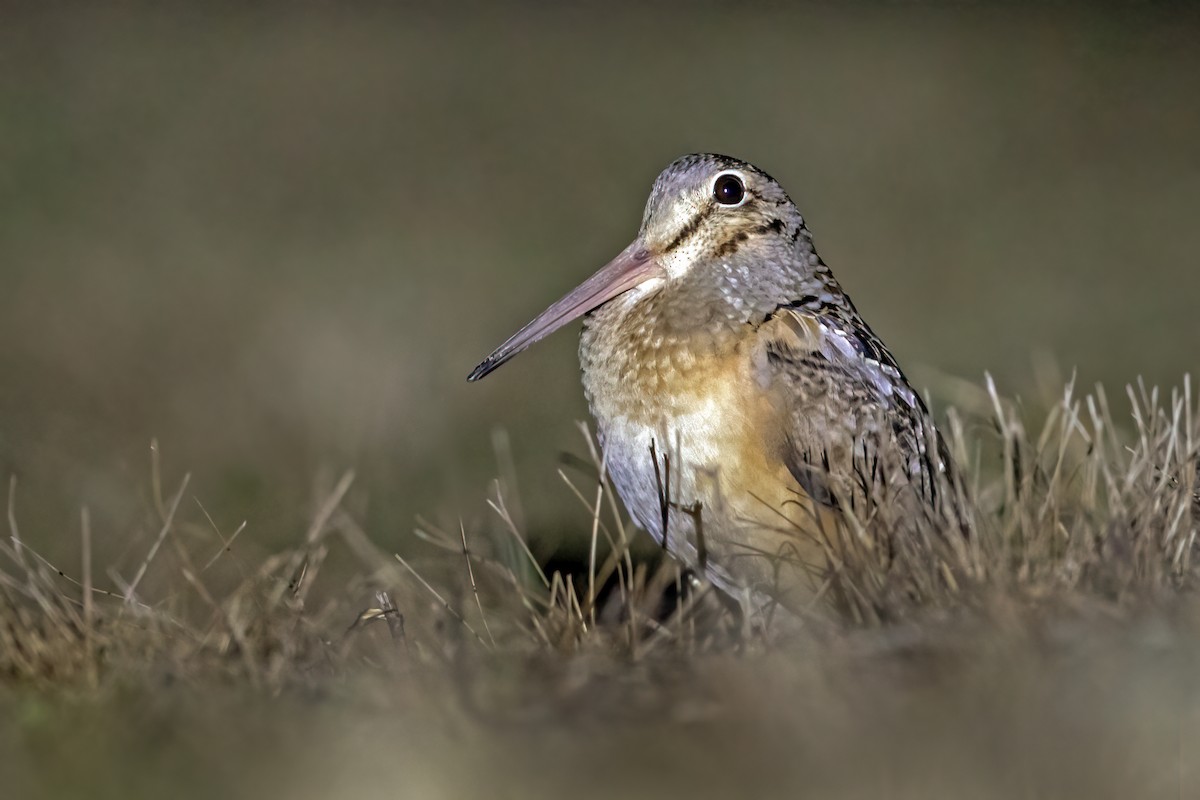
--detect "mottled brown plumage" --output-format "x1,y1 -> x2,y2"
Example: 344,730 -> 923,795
470,154 -> 960,614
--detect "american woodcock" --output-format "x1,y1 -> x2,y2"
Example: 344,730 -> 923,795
469,154 -> 959,614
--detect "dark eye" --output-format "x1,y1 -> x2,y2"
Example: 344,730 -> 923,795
713,173 -> 746,206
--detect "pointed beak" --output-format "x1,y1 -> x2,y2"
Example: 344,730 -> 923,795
468,240 -> 662,382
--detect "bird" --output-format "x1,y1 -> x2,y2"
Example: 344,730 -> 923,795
468,153 -> 961,616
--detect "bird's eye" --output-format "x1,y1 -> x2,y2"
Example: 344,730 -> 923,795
713,173 -> 746,206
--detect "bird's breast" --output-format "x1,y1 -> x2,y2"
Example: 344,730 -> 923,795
579,297 -> 804,573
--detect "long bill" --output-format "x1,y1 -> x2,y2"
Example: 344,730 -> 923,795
467,240 -> 662,382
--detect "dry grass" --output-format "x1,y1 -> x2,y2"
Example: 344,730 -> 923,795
3,377 -> 1198,676
2,376 -> 1199,800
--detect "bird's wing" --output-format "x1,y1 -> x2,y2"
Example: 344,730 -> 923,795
751,303 -> 954,516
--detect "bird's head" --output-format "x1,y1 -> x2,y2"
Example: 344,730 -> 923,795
638,153 -> 804,279
468,154 -> 814,382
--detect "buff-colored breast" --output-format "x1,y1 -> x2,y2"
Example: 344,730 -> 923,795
579,289 -> 834,609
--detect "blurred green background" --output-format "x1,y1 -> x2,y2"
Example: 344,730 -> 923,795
1,3 -> 1197,562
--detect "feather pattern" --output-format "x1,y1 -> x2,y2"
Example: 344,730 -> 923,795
753,303 -> 954,517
